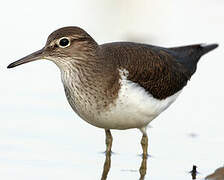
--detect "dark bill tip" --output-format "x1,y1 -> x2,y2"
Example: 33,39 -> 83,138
7,48 -> 44,69
7,63 -> 17,69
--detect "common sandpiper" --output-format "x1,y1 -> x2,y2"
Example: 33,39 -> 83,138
7,26 -> 218,157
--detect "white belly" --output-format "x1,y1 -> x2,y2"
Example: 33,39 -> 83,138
94,69 -> 181,130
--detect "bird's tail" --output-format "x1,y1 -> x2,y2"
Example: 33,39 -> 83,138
197,43 -> 219,56
169,43 -> 219,75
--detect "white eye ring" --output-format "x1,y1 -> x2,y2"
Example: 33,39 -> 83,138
58,37 -> 71,48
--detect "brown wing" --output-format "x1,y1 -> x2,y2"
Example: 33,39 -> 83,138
100,42 -> 191,100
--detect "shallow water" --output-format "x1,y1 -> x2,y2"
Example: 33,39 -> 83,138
0,110 -> 223,180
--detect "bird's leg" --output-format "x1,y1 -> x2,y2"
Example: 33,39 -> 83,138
139,125 -> 149,158
141,134 -> 148,158
105,129 -> 113,155
139,127 -> 148,179
139,134 -> 148,179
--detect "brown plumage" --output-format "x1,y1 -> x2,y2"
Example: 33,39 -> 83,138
101,42 -> 190,100
7,26 -> 219,117
44,27 -> 218,100
100,42 -> 218,99
8,27 -> 218,101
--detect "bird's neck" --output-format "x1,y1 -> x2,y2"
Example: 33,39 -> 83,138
57,58 -> 120,120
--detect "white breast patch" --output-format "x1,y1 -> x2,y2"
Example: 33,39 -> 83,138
96,69 -> 181,130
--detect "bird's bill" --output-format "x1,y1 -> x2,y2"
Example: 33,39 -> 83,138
7,48 -> 45,68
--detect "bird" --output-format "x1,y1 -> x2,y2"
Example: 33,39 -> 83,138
7,26 -> 218,157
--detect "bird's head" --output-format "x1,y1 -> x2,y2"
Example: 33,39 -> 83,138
7,26 -> 98,69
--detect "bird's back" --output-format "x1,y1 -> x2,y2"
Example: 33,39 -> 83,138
100,42 -> 218,99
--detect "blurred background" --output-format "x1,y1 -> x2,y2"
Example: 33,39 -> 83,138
1,0 -> 224,179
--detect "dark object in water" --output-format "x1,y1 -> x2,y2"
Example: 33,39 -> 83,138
190,165 -> 198,179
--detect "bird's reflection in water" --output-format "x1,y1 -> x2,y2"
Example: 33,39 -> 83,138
101,152 -> 111,180
100,152 -> 148,180
139,155 -> 147,180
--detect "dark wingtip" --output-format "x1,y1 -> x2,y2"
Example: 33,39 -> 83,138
200,43 -> 219,55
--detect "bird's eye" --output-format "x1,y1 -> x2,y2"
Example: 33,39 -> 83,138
58,37 -> 70,48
